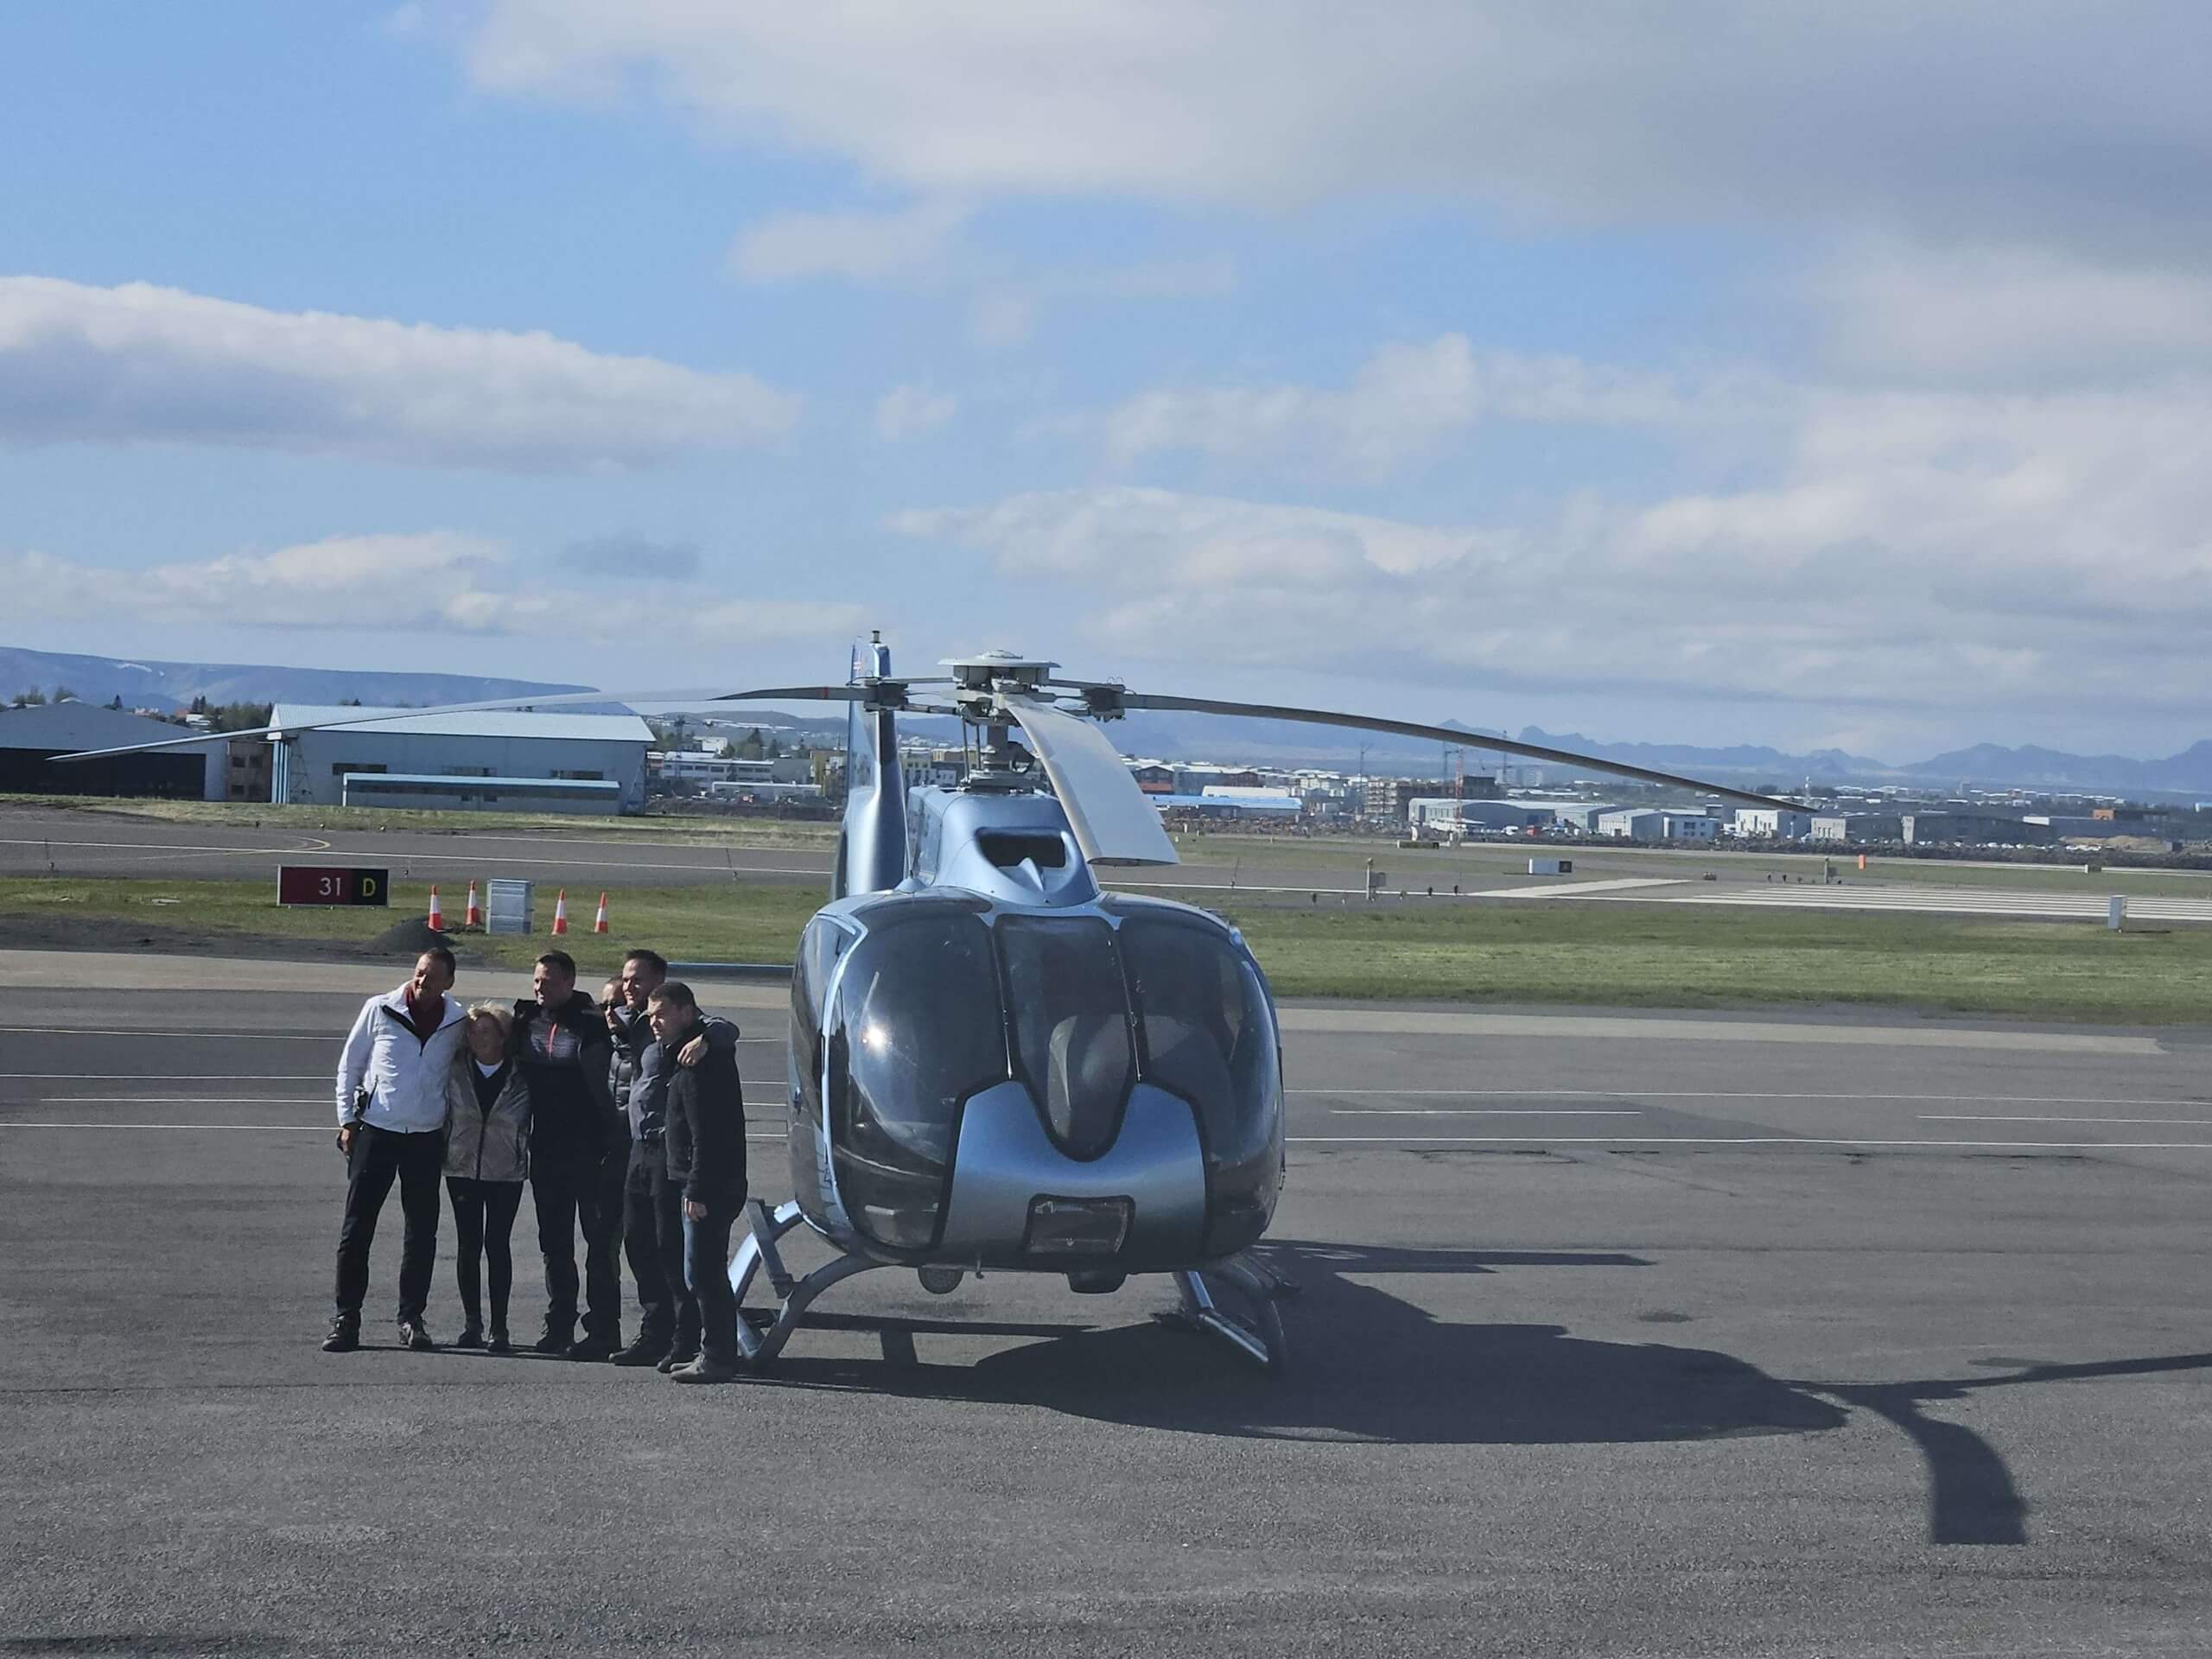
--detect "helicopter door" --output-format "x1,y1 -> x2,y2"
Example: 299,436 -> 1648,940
824,907 -> 1007,1253
1115,917 -> 1285,1255
786,915 -> 851,1222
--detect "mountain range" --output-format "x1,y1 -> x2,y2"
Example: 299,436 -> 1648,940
8,645 -> 2208,797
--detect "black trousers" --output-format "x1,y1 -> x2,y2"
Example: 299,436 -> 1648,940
682,1191 -> 746,1368
621,1140 -> 684,1350
334,1123 -> 444,1324
446,1176 -> 524,1332
531,1152 -> 622,1343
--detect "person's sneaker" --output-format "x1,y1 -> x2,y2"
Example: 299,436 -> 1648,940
487,1327 -> 512,1355
321,1319 -> 360,1353
566,1334 -> 617,1363
453,1325 -> 485,1350
656,1349 -> 698,1375
610,1336 -> 670,1368
670,1355 -> 737,1384
532,1325 -> 573,1355
397,1319 -> 435,1352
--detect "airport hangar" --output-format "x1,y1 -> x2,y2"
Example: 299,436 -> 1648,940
267,703 -> 655,816
0,701 -> 234,799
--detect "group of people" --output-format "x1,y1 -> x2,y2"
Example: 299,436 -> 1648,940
325,944 -> 752,1382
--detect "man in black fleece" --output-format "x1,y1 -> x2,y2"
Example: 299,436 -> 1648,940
651,981 -> 747,1383
512,950 -> 624,1360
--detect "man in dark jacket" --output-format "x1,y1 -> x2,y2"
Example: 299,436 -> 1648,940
512,950 -> 624,1360
608,949 -> 741,1370
651,981 -> 747,1382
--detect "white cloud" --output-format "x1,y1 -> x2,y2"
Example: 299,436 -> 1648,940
465,2 -> 2212,251
4,534 -> 861,645
0,276 -> 798,471
1816,241 -> 2212,386
728,200 -> 969,284
874,385 -> 957,442
892,360 -> 2212,734
1096,335 -> 1734,474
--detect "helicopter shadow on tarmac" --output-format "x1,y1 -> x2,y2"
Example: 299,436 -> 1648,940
760,1238 -> 1847,1450
753,1241 -> 2212,1546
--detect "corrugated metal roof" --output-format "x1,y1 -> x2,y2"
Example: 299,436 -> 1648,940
0,701 -> 225,753
270,704 -> 653,742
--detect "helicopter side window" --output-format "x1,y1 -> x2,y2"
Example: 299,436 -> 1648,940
790,917 -> 847,1123
1117,918 -> 1282,1254
830,911 -> 1005,1251
995,916 -> 1135,1160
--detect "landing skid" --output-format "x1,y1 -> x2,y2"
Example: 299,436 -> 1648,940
727,1200 -> 1291,1372
1158,1257 -> 1291,1372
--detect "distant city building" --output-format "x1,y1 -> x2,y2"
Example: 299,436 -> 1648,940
1809,813 -> 1904,844
1730,808 -> 1814,840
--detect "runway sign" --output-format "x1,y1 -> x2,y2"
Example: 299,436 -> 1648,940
276,866 -> 390,906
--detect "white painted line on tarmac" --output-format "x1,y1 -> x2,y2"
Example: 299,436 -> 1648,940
1329,1108 -> 1645,1116
0,1027 -> 332,1040
0,1124 -> 795,1137
0,1079 -> 327,1092
1290,1088 -> 2212,1106
1918,1114 -> 2212,1126
1288,1135 -> 2212,1149
1276,1008 -> 2163,1054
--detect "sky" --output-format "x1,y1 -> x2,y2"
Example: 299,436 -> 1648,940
3,2 -> 2209,761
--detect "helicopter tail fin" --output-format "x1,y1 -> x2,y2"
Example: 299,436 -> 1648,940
837,632 -> 906,898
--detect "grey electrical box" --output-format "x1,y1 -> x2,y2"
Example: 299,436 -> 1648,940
486,878 -> 534,935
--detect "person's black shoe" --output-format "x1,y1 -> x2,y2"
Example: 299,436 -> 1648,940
397,1319 -> 435,1351
321,1318 -> 360,1353
566,1334 -> 617,1363
610,1336 -> 670,1368
453,1325 -> 485,1350
487,1326 -> 512,1355
656,1348 -> 697,1375
532,1325 -> 573,1355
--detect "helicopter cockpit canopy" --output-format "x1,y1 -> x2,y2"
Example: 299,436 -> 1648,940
790,892 -> 1283,1265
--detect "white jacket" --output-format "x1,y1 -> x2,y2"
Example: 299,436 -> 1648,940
336,987 -> 468,1132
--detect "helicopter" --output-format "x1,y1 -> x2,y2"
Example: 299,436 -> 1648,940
64,638 -> 1801,1373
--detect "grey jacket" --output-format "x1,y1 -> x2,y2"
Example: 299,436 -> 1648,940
443,1057 -> 531,1183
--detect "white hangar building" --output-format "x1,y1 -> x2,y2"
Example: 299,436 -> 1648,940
269,704 -> 655,815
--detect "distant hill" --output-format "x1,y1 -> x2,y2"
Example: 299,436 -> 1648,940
0,646 -> 588,715
11,645 -> 2211,794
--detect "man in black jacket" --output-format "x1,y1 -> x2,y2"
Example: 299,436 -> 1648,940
608,948 -> 742,1370
651,981 -> 747,1383
512,950 -> 625,1360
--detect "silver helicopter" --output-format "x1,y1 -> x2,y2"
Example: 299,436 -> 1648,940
66,639 -> 1799,1372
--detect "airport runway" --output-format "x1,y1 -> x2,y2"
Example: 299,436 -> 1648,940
3,965 -> 2209,1656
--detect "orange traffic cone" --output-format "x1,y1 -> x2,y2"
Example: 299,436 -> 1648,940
550,888 -> 569,937
592,892 -> 609,935
427,884 -> 445,931
464,880 -> 482,930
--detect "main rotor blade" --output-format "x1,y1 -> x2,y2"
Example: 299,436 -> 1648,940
54,683 -> 879,763
1001,697 -> 1180,867
1116,693 -> 1805,810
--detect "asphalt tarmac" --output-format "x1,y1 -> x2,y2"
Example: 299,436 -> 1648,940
3,962 -> 2209,1656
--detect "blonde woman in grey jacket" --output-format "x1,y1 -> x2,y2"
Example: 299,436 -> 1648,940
445,1004 -> 533,1351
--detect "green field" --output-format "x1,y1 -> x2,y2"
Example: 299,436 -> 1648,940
4,873 -> 2209,1023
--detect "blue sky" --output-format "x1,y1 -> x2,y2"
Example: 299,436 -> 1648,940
4,2 -> 2209,760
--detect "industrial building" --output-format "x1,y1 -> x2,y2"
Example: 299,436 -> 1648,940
1730,808 -> 1815,840
1596,808 -> 1721,843
0,702 -> 231,799
268,704 -> 654,814
1900,811 -> 2049,847
1810,813 -> 1904,844
1408,798 -> 1555,834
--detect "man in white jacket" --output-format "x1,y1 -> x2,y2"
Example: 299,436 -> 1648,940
325,948 -> 467,1352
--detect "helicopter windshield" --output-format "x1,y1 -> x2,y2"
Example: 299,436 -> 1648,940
996,915 -> 1135,1159
1115,914 -> 1283,1255
829,903 -> 1004,1251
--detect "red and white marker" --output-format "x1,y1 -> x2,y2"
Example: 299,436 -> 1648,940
592,891 -> 609,935
550,888 -> 569,937
426,884 -> 444,931
464,880 -> 482,930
